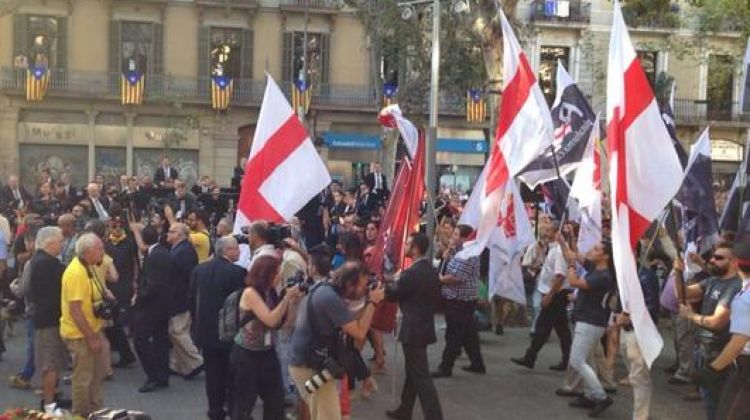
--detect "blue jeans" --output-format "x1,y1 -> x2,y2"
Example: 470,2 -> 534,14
569,322 -> 607,401
19,317 -> 35,380
694,343 -> 728,420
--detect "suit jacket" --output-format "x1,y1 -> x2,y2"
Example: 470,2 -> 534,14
154,166 -> 179,186
134,244 -> 174,320
170,239 -> 199,315
356,192 -> 377,217
1,185 -> 32,211
84,196 -> 111,220
188,257 -> 246,349
364,172 -> 389,197
168,192 -> 198,218
386,258 -> 440,346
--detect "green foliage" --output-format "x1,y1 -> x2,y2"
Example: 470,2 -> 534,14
621,0 -> 679,28
691,0 -> 750,35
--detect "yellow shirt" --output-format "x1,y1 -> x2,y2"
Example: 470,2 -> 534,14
190,230 -> 211,263
60,257 -> 104,339
92,254 -> 113,282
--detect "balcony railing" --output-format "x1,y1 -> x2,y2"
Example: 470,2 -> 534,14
530,0 -> 591,25
673,98 -> 750,125
196,0 -> 258,6
279,0 -> 342,10
0,67 -> 377,109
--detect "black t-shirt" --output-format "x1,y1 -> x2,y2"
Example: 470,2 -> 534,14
696,275 -> 742,346
573,269 -> 614,327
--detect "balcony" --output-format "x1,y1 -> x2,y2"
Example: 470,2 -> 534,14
673,98 -> 750,126
196,0 -> 258,7
279,0 -> 342,13
0,67 -> 377,110
530,0 -> 591,25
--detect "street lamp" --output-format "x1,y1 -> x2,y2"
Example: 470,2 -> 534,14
396,0 -> 470,251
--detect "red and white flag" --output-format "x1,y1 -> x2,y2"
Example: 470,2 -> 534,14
234,74 -> 331,233
607,2 -> 684,366
378,104 -> 419,159
458,9 -> 553,258
569,117 -> 602,254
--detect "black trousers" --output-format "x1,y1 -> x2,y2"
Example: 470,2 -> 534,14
133,311 -> 170,384
717,357 -> 750,420
105,317 -> 136,363
230,346 -> 284,420
204,346 -> 232,420
439,299 -> 485,372
400,344 -> 444,420
525,290 -> 571,363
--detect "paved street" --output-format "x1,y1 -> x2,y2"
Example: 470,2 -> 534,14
1,321 -> 704,420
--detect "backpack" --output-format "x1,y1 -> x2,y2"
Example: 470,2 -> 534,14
217,288 -> 252,343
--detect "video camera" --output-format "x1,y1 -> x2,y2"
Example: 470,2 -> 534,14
234,223 -> 293,248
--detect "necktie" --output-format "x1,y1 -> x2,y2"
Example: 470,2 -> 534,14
13,189 -> 20,200
375,173 -> 381,190
93,199 -> 109,220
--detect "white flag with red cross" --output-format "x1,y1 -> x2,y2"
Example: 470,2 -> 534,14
607,2 -> 684,367
457,9 -> 553,259
233,74 -> 331,233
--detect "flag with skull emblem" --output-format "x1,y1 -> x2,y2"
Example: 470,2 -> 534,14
517,61 -> 597,189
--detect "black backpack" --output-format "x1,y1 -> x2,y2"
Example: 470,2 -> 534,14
217,288 -> 252,343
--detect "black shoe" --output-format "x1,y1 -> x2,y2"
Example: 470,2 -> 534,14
549,361 -> 567,371
511,356 -> 534,369
138,381 -> 159,393
430,369 -> 452,378
184,364 -> 204,380
113,358 -> 136,369
461,365 -> 486,375
588,397 -> 613,417
154,380 -> 169,389
555,388 -> 583,398
569,396 -> 596,409
494,325 -> 504,335
385,408 -> 410,420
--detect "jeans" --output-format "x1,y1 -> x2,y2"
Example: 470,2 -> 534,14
672,314 -> 694,381
275,329 -> 296,400
694,343 -> 729,420
19,317 -> 35,380
569,322 -> 607,401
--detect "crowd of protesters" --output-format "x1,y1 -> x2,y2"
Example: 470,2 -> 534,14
0,155 -> 749,420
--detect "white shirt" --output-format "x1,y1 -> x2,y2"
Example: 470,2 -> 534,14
246,244 -> 278,271
536,243 -> 569,295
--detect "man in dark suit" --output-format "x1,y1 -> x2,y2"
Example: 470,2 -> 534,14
364,162 -> 389,203
231,157 -> 247,191
1,175 -> 32,214
168,180 -> 198,220
132,226 -> 173,393
154,157 -> 179,187
166,222 -> 204,378
188,236 -> 246,420
83,182 -> 110,220
385,233 -> 444,420
356,183 -> 377,218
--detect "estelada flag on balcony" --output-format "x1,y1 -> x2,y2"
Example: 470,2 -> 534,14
211,75 -> 233,111
121,70 -> 144,105
383,82 -> 398,107
26,65 -> 50,102
466,89 -> 487,123
291,78 -> 311,115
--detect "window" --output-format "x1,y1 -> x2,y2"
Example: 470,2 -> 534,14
121,22 -> 153,74
13,15 -> 66,70
282,32 -> 330,89
636,50 -> 657,89
707,54 -> 734,120
209,28 -> 242,79
538,46 -> 570,106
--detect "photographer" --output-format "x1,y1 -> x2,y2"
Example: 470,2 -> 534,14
230,255 -> 302,419
288,261 -> 385,420
245,221 -> 279,271
59,233 -> 108,417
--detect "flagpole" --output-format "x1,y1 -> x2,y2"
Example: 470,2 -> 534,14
425,0 -> 440,257
549,143 -> 569,232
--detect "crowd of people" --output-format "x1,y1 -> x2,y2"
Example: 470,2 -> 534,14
0,155 -> 749,420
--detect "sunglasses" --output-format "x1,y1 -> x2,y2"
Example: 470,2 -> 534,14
711,254 -> 728,261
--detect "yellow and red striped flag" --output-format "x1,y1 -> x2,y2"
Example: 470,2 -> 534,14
26,66 -> 50,101
466,89 -> 487,123
211,75 -> 233,111
292,79 -> 311,115
121,71 -> 144,105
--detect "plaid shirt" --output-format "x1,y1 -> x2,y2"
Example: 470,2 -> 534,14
441,248 -> 480,301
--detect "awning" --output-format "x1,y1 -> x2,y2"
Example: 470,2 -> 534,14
322,132 -> 381,150
437,138 -> 488,154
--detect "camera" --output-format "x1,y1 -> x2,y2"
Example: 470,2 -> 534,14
281,270 -> 314,297
93,299 -> 118,320
269,223 -> 292,248
303,357 -> 346,394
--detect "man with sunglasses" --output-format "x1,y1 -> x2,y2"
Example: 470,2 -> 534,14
675,243 -> 742,420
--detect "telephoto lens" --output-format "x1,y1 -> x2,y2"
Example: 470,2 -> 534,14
303,369 -> 335,394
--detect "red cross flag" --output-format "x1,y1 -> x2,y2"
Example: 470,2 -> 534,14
234,74 -> 331,232
458,9 -> 553,258
607,2 -> 683,367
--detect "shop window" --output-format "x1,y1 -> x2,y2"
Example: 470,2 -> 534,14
538,46 -> 570,106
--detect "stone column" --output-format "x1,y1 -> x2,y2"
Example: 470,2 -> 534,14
0,101 -> 20,180
86,110 -> 99,182
125,112 -> 135,176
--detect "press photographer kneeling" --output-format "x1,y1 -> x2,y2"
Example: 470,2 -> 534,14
288,261 -> 385,420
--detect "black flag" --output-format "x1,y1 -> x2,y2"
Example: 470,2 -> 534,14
676,129 -> 718,252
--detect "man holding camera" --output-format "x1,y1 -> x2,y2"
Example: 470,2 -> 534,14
245,221 -> 279,271
385,233 -> 444,420
59,233 -> 108,417
288,261 -> 385,420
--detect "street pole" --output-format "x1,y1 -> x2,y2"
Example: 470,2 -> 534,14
425,0 -> 440,254
298,0 -> 310,120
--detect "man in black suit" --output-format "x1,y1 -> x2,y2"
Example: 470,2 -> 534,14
132,226 -> 173,393
1,175 -> 32,214
154,157 -> 179,187
166,222 -> 204,378
364,162 -> 389,203
168,180 -> 198,221
84,182 -> 110,221
188,236 -> 246,420
356,183 -> 377,218
385,233 -> 444,420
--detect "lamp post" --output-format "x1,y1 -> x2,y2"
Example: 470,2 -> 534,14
397,0 -> 470,250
